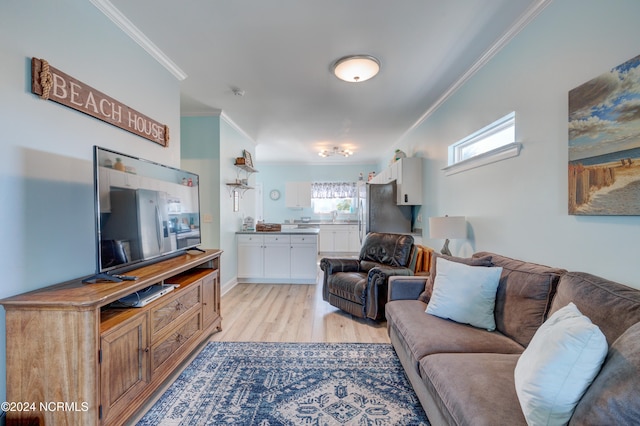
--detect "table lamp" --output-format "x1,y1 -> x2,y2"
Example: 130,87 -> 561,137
429,215 -> 466,256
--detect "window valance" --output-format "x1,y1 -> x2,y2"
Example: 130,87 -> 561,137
311,182 -> 357,199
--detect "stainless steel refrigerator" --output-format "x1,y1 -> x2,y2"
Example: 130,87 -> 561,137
357,182 -> 412,243
103,188 -> 171,263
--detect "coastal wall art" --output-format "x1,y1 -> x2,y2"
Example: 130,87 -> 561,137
568,54 -> 640,215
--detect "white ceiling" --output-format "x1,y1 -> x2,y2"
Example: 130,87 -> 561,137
104,0 -> 546,165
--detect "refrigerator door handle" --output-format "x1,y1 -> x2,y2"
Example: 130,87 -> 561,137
155,205 -> 162,250
358,199 -> 364,244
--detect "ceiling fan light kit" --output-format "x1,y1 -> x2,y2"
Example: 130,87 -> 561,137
332,55 -> 380,83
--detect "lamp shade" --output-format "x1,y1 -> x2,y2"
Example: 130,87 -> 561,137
429,216 -> 466,239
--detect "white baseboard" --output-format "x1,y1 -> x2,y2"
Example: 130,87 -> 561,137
221,277 -> 238,296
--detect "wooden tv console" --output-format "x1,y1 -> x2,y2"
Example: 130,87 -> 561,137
0,249 -> 222,426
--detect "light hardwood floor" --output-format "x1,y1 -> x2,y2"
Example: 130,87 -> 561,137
209,270 -> 390,344
130,265 -> 389,424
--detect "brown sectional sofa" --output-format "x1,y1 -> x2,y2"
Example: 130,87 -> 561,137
386,252 -> 640,425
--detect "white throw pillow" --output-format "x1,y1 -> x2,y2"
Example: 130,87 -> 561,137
425,257 -> 502,330
514,302 -> 608,426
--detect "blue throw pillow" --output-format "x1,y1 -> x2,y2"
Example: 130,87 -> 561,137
426,257 -> 502,330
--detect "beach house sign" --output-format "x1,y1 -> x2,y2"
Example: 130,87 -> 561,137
31,57 -> 169,146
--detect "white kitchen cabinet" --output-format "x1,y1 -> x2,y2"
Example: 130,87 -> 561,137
108,168 -> 140,189
395,157 -> 423,205
285,182 -> 312,208
263,235 -> 291,279
99,167 -> 111,212
319,225 -> 359,254
290,235 -> 318,280
368,158 -> 422,205
237,234 -> 264,278
347,225 -> 362,252
237,233 -> 318,283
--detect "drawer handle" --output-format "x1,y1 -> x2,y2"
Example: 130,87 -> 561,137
175,302 -> 184,311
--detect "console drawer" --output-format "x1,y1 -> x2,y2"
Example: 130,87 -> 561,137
151,311 -> 202,374
150,284 -> 201,338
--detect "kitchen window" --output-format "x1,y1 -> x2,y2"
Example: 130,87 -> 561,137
311,182 -> 356,214
444,111 -> 521,175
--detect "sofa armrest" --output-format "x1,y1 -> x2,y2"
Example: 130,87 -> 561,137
365,266 -> 414,320
388,275 -> 428,301
320,258 -> 360,274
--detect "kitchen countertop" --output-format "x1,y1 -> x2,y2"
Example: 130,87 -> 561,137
236,228 -> 320,235
283,221 -> 358,226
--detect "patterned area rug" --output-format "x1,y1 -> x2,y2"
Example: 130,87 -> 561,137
138,341 -> 429,425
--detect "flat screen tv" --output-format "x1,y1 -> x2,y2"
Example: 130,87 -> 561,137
86,146 -> 201,282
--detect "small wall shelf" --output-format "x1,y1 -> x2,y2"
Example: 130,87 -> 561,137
227,160 -> 259,210
234,162 -> 258,174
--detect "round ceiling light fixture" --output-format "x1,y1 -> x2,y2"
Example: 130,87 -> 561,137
332,55 -> 380,83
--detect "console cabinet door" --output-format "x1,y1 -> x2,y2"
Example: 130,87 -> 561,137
202,270 -> 220,328
100,312 -> 149,424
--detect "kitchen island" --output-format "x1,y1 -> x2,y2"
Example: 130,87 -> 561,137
236,228 -> 319,284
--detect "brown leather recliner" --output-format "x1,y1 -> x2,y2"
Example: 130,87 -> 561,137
320,232 -> 415,320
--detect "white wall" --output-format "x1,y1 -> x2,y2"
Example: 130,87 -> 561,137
0,0 -> 181,402
220,117 -> 257,289
392,0 -> 640,288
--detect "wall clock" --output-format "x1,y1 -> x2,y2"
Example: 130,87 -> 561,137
269,189 -> 281,200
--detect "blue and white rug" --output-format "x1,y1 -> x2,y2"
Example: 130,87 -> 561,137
138,341 -> 429,425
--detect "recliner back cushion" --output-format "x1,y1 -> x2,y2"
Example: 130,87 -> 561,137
359,233 -> 414,267
549,271 -> 640,346
474,252 -> 565,348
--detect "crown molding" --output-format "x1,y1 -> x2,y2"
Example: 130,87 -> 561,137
220,112 -> 256,147
90,0 -> 187,81
398,0 -> 553,144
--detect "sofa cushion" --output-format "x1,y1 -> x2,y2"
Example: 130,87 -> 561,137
419,353 -> 527,426
549,271 -> 640,346
426,257 -> 503,330
359,232 -> 414,267
514,302 -> 607,426
386,300 -> 524,372
474,252 -> 565,348
570,321 -> 640,425
418,253 -> 493,302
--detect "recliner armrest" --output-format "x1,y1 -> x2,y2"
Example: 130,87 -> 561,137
388,275 -> 428,301
368,266 -> 414,284
320,258 -> 360,275
364,266 -> 414,320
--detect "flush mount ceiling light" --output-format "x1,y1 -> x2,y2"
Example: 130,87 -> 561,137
332,55 -> 380,83
319,146 -> 353,158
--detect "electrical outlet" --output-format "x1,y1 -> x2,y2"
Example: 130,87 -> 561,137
417,214 -> 422,222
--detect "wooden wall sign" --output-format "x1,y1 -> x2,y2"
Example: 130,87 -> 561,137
31,57 -> 169,147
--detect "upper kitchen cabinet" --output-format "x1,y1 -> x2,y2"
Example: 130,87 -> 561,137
395,157 -> 422,205
371,157 -> 422,205
285,182 -> 312,208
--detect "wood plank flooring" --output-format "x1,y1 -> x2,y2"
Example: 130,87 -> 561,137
210,274 -> 389,344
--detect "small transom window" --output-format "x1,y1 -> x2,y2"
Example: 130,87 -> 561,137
444,111 -> 520,175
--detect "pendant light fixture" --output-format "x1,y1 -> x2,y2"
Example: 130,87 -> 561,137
332,55 -> 380,83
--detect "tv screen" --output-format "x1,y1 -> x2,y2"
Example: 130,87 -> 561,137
90,146 -> 201,281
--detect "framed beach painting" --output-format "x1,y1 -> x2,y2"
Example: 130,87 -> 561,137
568,54 -> 640,215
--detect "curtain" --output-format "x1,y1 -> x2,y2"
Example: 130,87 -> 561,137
311,182 -> 357,199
